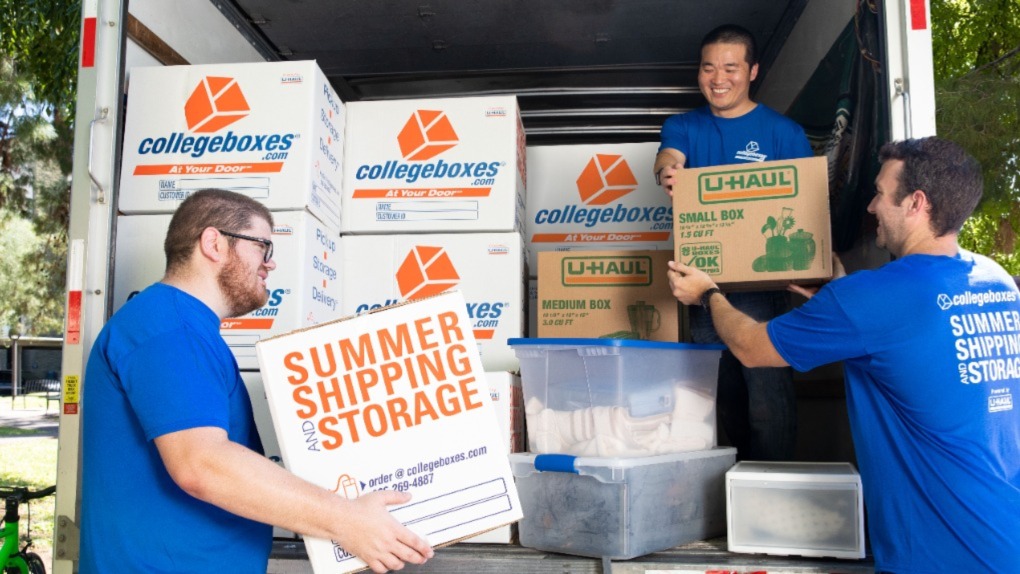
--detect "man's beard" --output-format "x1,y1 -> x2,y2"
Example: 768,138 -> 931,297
218,250 -> 269,318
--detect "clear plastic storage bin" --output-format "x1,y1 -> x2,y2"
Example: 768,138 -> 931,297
510,447 -> 736,559
726,461 -> 865,559
508,338 -> 723,457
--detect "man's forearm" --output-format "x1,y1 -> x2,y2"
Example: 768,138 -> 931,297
706,293 -> 788,368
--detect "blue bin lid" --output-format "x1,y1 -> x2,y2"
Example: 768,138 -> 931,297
507,337 -> 724,351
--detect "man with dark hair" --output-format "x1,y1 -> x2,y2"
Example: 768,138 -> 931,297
667,137 -> 1020,572
655,24 -> 813,461
81,189 -> 433,573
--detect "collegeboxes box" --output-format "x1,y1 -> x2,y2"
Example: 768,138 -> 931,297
536,249 -> 679,341
113,210 -> 342,369
255,292 -> 522,573
462,371 -> 524,544
526,142 -> 673,274
120,61 -> 344,232
340,233 -> 525,371
510,448 -> 736,559
726,461 -> 865,559
342,96 -> 526,233
673,156 -> 832,289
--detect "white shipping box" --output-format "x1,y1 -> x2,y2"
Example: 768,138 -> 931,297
340,233 -> 525,372
342,96 -> 526,233
120,61 -> 344,232
462,371 -> 524,544
113,211 -> 342,369
239,371 -> 297,539
525,142 -> 672,276
256,292 -> 523,573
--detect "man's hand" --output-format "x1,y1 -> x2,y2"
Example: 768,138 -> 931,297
337,490 -> 434,573
654,149 -> 685,197
667,260 -> 718,306
786,252 -> 846,300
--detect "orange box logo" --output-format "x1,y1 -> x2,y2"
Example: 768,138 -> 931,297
575,154 -> 638,205
396,245 -> 461,299
185,76 -> 250,133
397,110 -> 459,161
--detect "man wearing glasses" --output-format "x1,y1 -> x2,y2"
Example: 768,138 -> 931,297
80,189 -> 433,573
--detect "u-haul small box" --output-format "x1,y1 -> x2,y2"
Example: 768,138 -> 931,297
342,96 -> 526,233
526,142 -> 673,275
113,210 -> 342,369
537,250 -> 679,341
341,233 -> 525,371
120,61 -> 344,232
256,291 -> 523,573
673,156 -> 832,289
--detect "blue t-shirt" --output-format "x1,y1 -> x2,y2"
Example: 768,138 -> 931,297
81,283 -> 272,573
659,104 -> 812,167
768,251 -> 1020,572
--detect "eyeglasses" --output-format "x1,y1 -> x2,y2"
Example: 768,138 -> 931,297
217,229 -> 274,264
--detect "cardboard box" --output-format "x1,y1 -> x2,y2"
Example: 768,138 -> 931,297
239,371 -> 297,539
119,61 -> 344,232
726,461 -> 865,559
255,292 -> 523,573
536,250 -> 679,341
673,156 -> 832,289
526,142 -> 673,275
462,371 -> 524,544
113,210 -> 343,369
342,96 -> 526,233
340,233 -> 525,371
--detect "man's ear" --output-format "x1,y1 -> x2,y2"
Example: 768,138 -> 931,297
907,189 -> 929,214
198,227 -> 227,263
749,62 -> 759,82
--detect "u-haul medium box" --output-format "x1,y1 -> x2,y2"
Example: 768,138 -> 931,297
537,250 -> 679,341
341,233 -> 525,371
120,61 -> 344,232
526,142 -> 673,276
255,291 -> 523,573
673,156 -> 832,290
342,96 -> 526,233
112,210 -> 342,369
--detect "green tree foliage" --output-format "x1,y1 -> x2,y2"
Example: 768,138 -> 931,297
931,0 -> 1020,273
0,0 -> 79,335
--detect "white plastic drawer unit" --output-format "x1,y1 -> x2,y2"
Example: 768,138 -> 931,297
726,461 -> 865,559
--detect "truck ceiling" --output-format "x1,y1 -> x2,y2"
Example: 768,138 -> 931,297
212,0 -> 820,145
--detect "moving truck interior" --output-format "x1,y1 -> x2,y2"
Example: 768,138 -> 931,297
55,1 -> 936,572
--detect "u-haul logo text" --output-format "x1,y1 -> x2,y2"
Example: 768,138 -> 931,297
699,165 -> 798,204
135,75 -> 298,159
353,109 -> 503,184
534,154 -> 672,228
561,256 -> 653,286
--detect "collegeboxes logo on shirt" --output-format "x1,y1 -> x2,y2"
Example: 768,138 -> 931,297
396,246 -> 461,299
398,110 -> 459,160
185,76 -> 251,132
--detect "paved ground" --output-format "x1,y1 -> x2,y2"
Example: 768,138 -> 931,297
0,405 -> 60,439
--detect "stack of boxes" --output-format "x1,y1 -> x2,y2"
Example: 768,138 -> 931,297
115,60 -> 347,538
339,96 -> 528,543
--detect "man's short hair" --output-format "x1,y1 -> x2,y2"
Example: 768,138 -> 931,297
878,137 -> 983,237
163,189 -> 274,273
701,24 -> 758,66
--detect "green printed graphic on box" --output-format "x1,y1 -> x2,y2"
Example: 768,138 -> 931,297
678,242 -> 722,275
560,255 -> 654,287
752,207 -> 817,272
698,164 -> 799,204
